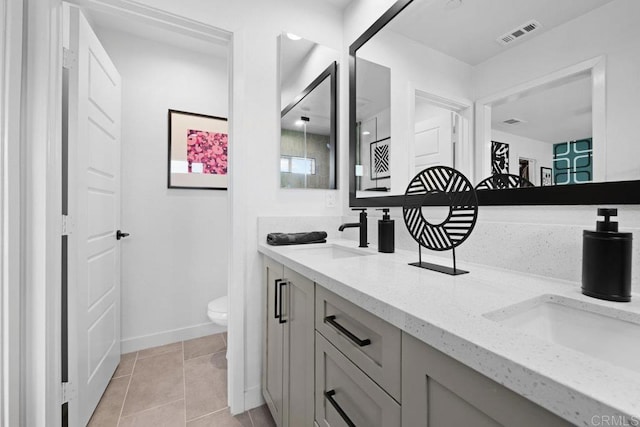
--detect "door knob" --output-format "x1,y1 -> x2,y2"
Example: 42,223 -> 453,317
116,230 -> 130,240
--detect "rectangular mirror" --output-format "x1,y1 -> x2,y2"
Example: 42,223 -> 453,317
349,0 -> 640,206
280,32 -> 338,189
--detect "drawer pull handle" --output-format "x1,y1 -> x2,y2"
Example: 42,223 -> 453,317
274,279 -> 283,320
324,315 -> 371,347
278,280 -> 287,324
324,390 -> 356,427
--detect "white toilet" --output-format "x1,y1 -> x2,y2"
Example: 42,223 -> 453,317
207,295 -> 228,327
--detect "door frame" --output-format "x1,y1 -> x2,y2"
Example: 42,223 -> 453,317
23,1 -> 237,424
1,0 -> 25,425
475,56 -> 606,184
408,85 -> 473,180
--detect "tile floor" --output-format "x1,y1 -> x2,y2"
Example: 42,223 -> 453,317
88,333 -> 276,427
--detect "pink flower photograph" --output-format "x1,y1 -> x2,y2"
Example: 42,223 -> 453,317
186,129 -> 228,175
168,109 -> 229,190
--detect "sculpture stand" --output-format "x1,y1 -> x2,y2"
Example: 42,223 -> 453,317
409,244 -> 469,276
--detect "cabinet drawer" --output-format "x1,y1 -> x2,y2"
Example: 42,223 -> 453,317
316,286 -> 401,401
315,332 -> 401,427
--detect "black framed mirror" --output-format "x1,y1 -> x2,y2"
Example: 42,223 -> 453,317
349,0 -> 640,206
280,32 -> 338,190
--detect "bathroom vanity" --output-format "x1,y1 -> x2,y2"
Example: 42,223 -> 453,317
259,240 -> 640,426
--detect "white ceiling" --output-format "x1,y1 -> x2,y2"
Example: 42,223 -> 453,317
491,73 -> 592,143
388,0 -> 614,65
320,0 -> 356,10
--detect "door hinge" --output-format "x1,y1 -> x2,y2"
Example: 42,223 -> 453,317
61,382 -> 77,404
62,215 -> 74,236
63,48 -> 77,69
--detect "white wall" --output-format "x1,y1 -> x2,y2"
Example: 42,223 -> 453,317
473,0 -> 640,182
94,29 -> 229,351
492,129 -> 553,185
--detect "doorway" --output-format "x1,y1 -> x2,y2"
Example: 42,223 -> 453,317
475,56 -> 606,184
411,88 -> 473,181
61,3 -> 232,424
518,157 -> 535,183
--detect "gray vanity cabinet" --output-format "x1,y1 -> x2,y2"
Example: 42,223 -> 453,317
263,257 -> 285,426
401,332 -> 572,427
262,257 -> 315,427
315,332 -> 401,427
263,255 -> 576,427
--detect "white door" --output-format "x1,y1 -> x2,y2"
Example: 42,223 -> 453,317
65,6 -> 122,425
414,112 -> 456,173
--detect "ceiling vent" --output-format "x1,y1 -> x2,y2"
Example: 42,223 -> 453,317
497,20 -> 541,46
503,118 -> 525,125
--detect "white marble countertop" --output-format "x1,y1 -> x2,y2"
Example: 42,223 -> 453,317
258,238 -> 640,426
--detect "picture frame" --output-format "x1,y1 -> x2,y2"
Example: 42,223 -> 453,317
540,166 -> 553,186
370,137 -> 391,180
168,109 -> 228,190
491,140 -> 509,175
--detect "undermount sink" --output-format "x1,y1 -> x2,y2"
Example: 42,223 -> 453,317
291,244 -> 373,260
484,295 -> 640,374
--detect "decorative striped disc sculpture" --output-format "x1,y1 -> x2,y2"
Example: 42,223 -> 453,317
403,166 -> 478,252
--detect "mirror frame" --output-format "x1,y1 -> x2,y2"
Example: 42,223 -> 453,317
348,0 -> 640,207
282,61 -> 338,189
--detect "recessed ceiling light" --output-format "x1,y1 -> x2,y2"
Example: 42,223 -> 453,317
445,0 -> 462,10
362,131 -> 371,135
287,33 -> 302,41
503,118 -> 525,125
295,119 -> 304,126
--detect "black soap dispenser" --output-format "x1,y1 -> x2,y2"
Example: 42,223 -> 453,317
582,208 -> 632,302
377,208 -> 395,253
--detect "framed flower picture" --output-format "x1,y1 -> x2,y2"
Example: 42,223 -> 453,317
168,109 -> 228,189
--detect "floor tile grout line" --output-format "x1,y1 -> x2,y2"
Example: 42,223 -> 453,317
183,347 -> 227,362
186,406 -> 229,423
183,340 -> 187,426
118,398 -> 186,421
111,374 -> 130,380
186,349 -> 227,365
136,347 -> 183,361
116,351 -> 138,427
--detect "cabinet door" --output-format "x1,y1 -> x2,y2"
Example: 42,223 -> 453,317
282,267 -> 315,427
263,257 -> 285,426
316,332 -> 401,427
402,332 -> 573,427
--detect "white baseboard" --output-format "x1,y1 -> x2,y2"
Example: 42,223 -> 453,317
121,322 -> 227,353
244,385 -> 265,411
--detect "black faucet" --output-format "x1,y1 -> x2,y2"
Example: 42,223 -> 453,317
339,208 -> 368,248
